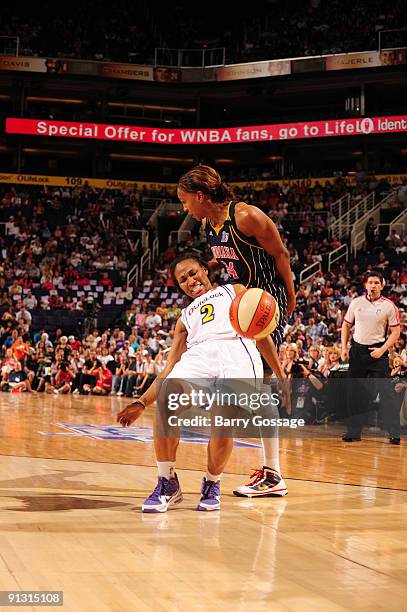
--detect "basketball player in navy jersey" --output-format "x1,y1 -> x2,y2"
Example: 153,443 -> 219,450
177,165 -> 296,498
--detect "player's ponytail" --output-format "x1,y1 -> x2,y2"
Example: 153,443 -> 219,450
178,165 -> 234,204
212,181 -> 233,203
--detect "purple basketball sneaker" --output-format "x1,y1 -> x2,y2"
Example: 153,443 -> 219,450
142,474 -> 183,513
197,477 -> 221,511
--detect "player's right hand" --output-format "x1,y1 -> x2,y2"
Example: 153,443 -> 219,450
341,349 -> 349,362
117,402 -> 145,427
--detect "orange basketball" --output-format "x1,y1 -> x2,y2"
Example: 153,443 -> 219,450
229,288 -> 280,340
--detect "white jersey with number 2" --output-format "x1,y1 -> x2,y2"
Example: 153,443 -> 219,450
168,284 -> 262,380
181,284 -> 243,349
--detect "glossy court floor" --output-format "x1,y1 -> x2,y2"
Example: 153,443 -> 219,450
0,394 -> 406,611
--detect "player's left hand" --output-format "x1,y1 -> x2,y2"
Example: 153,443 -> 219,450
278,378 -> 291,415
117,402 -> 145,427
287,293 -> 296,317
369,347 -> 384,359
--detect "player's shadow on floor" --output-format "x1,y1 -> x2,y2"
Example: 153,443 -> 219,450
3,494 -> 133,512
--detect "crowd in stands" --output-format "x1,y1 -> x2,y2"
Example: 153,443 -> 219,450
0,322 -> 172,397
0,3 -> 155,64
0,174 -> 405,406
0,180 -> 178,397
236,0 -> 407,63
1,1 -> 405,65
0,182 -> 149,308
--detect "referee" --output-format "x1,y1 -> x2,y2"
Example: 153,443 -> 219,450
341,271 -> 401,443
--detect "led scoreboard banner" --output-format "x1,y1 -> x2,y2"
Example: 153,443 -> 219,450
5,116 -> 407,145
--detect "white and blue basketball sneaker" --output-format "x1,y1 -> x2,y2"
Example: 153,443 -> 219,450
142,474 -> 183,513
197,477 -> 221,511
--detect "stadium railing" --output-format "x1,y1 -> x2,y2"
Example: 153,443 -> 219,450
331,192 -> 375,241
0,35 -> 19,55
125,229 -> 149,250
376,222 -> 405,241
154,47 -> 226,68
127,236 -> 159,290
350,191 -> 395,254
139,249 -> 151,281
147,199 -> 178,229
168,230 -> 191,246
327,244 -> 348,271
390,208 -> 407,235
152,236 -> 159,262
299,261 -> 321,285
331,194 -> 351,220
126,261 -> 139,288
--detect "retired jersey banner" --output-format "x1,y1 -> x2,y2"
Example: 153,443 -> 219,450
217,59 -> 291,81
6,115 -> 407,145
0,55 -> 152,79
325,51 -> 382,70
1,47 -> 406,84
0,56 -> 51,73
325,49 -> 407,70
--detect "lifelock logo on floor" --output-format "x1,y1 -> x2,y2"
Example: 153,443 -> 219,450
39,423 -> 261,447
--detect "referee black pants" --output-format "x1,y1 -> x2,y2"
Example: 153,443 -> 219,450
345,341 -> 400,438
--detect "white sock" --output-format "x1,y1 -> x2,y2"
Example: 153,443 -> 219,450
261,436 -> 281,474
206,471 -> 222,483
157,461 -> 176,480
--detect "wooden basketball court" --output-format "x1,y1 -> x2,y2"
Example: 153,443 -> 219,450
0,394 -> 406,611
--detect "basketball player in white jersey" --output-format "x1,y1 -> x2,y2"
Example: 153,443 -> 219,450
117,254 -> 288,512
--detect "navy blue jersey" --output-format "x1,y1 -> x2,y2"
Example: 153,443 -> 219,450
206,200 -> 287,347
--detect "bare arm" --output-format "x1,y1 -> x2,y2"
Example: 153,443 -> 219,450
257,334 -> 291,414
300,365 -> 324,391
137,372 -> 148,388
117,318 -> 188,425
235,203 -> 296,316
383,325 -> 400,352
232,283 -> 290,412
256,336 -> 285,380
370,325 -> 400,359
84,362 -> 95,374
341,320 -> 352,361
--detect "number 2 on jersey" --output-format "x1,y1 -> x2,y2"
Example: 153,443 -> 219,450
200,303 -> 215,324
